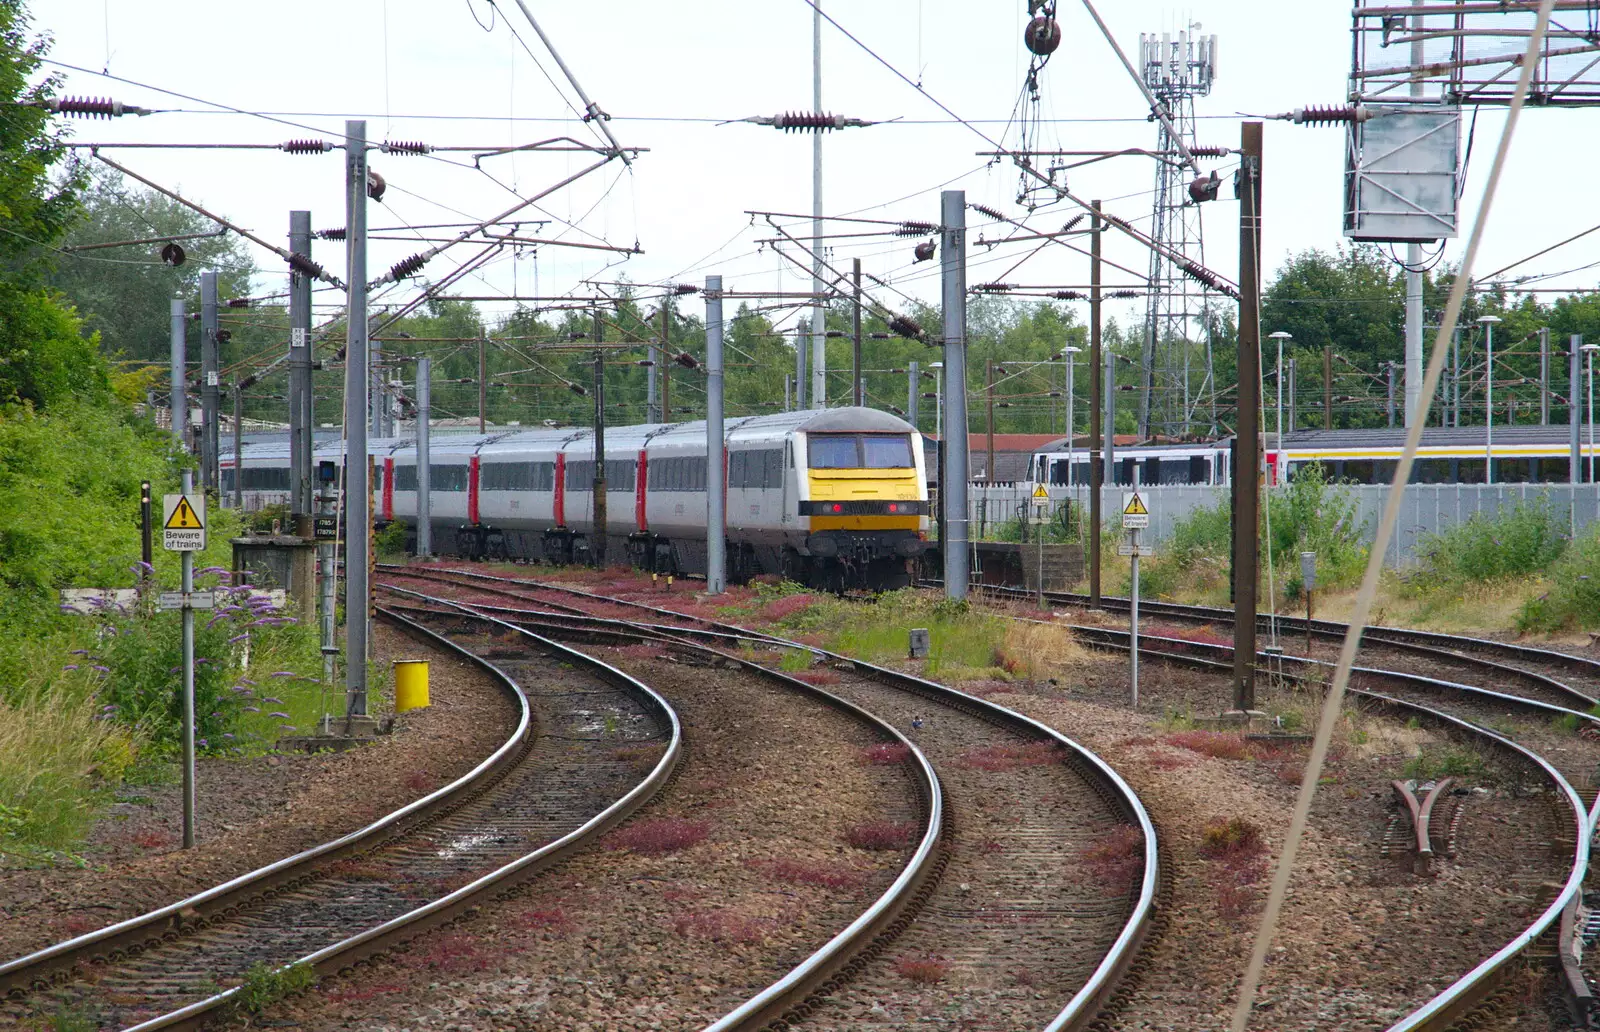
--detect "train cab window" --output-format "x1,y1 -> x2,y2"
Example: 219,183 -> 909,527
807,435 -> 858,468
1049,458 -> 1071,485
1189,456 -> 1209,485
863,435 -> 914,468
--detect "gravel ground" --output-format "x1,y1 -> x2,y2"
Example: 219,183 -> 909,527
263,649 -> 919,1032
953,630 -> 1566,1031
0,622 -> 516,964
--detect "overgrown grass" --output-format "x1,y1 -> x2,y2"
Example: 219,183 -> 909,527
1099,463 -> 1367,606
0,682 -> 139,855
1412,497 -> 1568,586
1402,745 -> 1487,780
1517,525 -> 1600,632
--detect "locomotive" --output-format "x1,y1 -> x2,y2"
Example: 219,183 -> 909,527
224,406 -> 930,592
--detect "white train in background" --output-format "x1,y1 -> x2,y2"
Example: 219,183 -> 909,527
224,407 -> 931,591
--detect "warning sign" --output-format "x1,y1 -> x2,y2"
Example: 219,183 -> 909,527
1121,490 -> 1150,530
1031,482 -> 1049,500
162,493 -> 207,551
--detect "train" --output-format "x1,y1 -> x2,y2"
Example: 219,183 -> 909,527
1027,424 -> 1596,488
223,407 -> 931,592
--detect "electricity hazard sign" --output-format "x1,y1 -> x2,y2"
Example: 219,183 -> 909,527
162,493 -> 207,551
1031,482 -> 1049,500
1121,490 -> 1150,530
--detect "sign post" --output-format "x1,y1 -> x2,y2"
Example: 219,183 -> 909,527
1029,483 -> 1050,608
1300,551 -> 1317,655
1122,488 -> 1150,708
162,475 -> 207,848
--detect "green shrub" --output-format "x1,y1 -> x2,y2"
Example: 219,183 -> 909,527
1517,526 -> 1600,632
1264,462 -> 1367,597
1415,497 -> 1567,584
77,572 -> 323,755
374,520 -> 409,558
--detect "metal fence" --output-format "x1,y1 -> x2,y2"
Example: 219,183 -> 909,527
969,482 -> 1600,567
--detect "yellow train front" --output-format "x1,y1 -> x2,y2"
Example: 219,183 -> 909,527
782,408 -> 931,591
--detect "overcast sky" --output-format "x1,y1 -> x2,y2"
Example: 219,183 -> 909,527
27,1 -> 1599,335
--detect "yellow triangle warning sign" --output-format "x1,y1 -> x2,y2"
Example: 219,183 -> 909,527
1123,492 -> 1148,516
1032,482 -> 1049,499
165,496 -> 204,530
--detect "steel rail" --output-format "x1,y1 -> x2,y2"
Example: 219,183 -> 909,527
0,608 -> 530,999
373,585 -> 946,1032
374,565 -> 1161,1032
976,582 -> 1600,706
3,605 -> 684,1032
1075,624 -> 1592,1032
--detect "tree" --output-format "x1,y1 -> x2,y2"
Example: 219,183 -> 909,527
45,168 -> 255,365
0,0 -> 83,282
0,0 -> 107,409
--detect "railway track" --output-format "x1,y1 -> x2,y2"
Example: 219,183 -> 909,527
0,605 -> 682,1032
992,594 -> 1600,1031
375,564 -> 1161,1031
394,565 -> 1597,1031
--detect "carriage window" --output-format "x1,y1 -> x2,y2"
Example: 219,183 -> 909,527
395,464 -> 417,491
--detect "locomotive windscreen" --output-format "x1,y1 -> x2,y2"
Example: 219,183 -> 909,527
808,433 -> 914,469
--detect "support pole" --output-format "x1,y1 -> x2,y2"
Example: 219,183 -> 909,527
478,337 -> 487,433
1386,361 -> 1397,428
1104,350 -> 1116,486
416,356 -> 431,558
170,296 -> 187,448
1404,0 -> 1425,426
289,210 -> 314,530
705,275 -> 726,594
852,257 -> 864,406
1322,345 -> 1333,430
1287,357 -> 1297,431
661,302 -> 673,420
179,469 -> 196,849
908,360 -> 919,429
1088,200 -> 1104,609
940,190 -> 969,601
986,358 -> 996,483
232,385 -> 243,509
343,118 -> 370,719
592,308 -> 607,568
646,305 -> 660,422
795,317 -> 809,411
1573,336 -> 1585,483
1232,120 -> 1263,714
811,2 -> 826,410
1540,327 -> 1550,424
140,481 -> 152,581
200,271 -> 219,493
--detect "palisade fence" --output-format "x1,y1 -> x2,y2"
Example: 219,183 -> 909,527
968,482 -> 1600,568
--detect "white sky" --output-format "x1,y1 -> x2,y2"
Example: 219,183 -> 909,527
27,1 -> 1600,334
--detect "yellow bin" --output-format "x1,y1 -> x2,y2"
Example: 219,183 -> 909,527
394,660 -> 430,713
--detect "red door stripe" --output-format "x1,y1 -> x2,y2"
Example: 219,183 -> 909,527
382,457 -> 394,522
554,453 -> 566,527
635,449 -> 648,531
468,455 -> 481,524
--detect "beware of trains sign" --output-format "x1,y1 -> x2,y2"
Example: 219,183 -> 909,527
162,493 -> 207,551
1121,491 -> 1150,530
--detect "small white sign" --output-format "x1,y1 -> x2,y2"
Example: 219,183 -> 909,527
206,371 -> 220,387
1121,490 -> 1150,530
1117,543 -> 1155,557
162,493 -> 208,551
1029,500 -> 1050,525
158,591 -> 216,611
